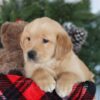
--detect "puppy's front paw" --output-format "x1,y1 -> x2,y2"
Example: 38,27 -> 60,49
37,75 -> 56,92
56,80 -> 74,98
32,68 -> 56,92
56,73 -> 80,98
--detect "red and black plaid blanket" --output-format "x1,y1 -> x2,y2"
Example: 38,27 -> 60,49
0,74 -> 96,100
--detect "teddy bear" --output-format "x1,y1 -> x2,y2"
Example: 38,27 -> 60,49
0,21 -> 27,74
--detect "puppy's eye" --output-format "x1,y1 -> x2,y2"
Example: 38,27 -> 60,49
26,37 -> 31,41
43,38 -> 49,43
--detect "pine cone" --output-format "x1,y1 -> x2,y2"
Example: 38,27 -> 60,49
63,22 -> 88,53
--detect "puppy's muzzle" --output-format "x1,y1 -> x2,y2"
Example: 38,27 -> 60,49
28,50 -> 37,60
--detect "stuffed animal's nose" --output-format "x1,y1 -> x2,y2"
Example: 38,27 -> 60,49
28,50 -> 37,60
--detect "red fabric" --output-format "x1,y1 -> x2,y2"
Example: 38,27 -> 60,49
6,75 -> 45,100
0,74 -> 96,100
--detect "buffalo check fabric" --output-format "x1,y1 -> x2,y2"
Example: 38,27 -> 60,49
0,74 -> 96,100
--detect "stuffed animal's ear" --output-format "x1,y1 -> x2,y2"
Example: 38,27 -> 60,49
55,33 -> 72,60
0,22 -> 10,34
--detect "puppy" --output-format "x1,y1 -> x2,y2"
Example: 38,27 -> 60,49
20,17 -> 94,98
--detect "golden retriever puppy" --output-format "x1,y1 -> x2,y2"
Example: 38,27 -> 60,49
20,17 -> 94,98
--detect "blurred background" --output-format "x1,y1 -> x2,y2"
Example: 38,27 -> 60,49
0,0 -> 100,99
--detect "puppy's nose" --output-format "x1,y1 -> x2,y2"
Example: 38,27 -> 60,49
28,50 -> 37,60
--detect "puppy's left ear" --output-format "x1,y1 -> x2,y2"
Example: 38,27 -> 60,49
55,33 -> 72,60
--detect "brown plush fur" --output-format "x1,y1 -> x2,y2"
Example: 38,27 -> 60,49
0,21 -> 27,74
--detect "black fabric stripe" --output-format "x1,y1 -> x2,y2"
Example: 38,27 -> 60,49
14,77 -> 32,93
3,77 -> 24,99
0,74 -> 12,92
3,77 -> 25,100
85,81 -> 96,95
81,81 -> 96,100
4,77 -> 32,100
0,74 -> 33,100
4,85 -> 25,100
19,78 -> 33,93
41,91 -> 62,100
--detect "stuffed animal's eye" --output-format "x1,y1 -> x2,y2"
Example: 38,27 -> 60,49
43,38 -> 49,43
27,37 -> 31,41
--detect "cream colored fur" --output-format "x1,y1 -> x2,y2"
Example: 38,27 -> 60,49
20,17 -> 94,98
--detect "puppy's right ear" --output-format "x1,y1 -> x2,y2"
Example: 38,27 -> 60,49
0,22 -> 10,34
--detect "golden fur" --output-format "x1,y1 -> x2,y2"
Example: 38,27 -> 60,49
20,17 -> 94,98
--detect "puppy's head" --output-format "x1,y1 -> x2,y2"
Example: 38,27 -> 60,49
20,17 -> 72,63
